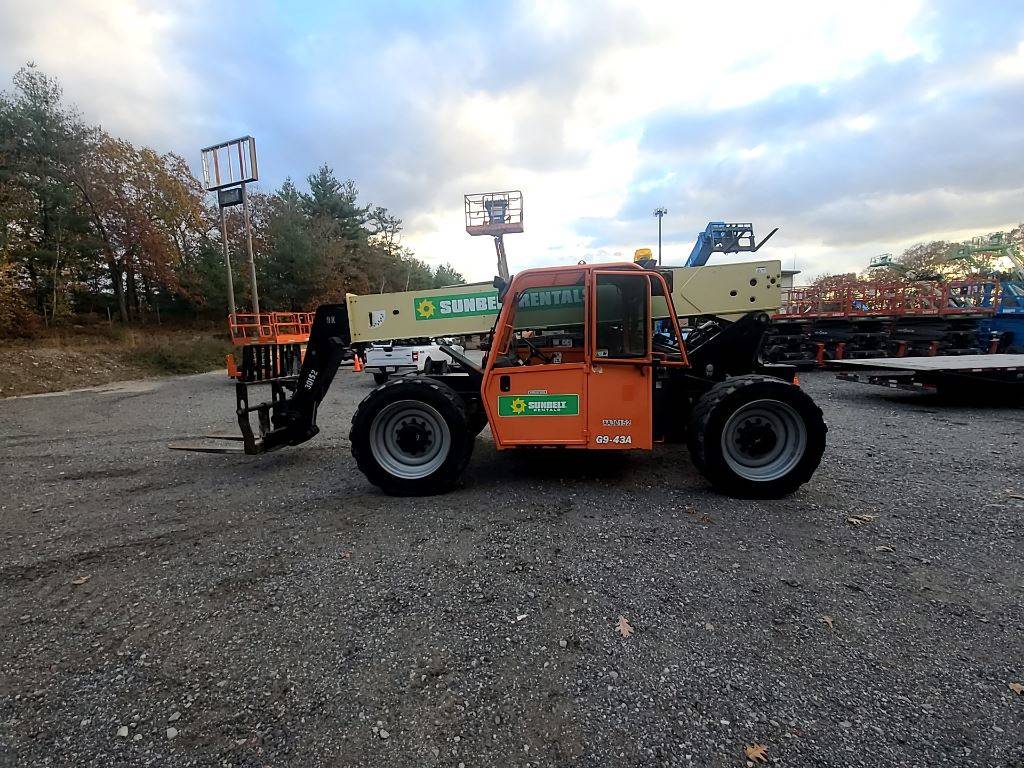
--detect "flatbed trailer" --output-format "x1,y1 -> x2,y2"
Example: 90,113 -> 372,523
832,354 -> 1024,400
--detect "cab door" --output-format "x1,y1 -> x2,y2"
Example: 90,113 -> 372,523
587,271 -> 653,450
483,270 -> 589,448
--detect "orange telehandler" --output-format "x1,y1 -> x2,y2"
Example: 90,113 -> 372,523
173,261 -> 826,498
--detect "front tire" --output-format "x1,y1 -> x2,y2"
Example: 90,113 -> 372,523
350,378 -> 474,495
688,375 -> 826,498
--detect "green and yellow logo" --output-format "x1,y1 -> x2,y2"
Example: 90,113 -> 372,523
414,290 -> 499,320
415,298 -> 436,319
498,394 -> 579,417
413,286 -> 586,321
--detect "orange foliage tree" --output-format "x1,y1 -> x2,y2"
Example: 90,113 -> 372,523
72,134 -> 205,322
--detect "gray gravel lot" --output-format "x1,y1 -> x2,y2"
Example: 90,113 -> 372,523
1,369 -> 1022,767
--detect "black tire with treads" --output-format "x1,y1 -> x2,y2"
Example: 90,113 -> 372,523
351,377 -> 475,495
687,374 -> 826,498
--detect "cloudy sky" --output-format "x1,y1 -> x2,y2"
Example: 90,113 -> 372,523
2,0 -> 1023,282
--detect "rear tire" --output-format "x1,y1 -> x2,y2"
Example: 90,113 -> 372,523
372,371 -> 389,385
351,377 -> 474,495
688,375 -> 826,498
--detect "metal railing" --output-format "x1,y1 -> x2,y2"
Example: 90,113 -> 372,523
464,190 -> 524,236
228,312 -> 315,345
775,280 -> 1000,319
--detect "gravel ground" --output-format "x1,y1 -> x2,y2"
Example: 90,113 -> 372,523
0,369 -> 1022,767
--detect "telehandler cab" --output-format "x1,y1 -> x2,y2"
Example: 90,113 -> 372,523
172,262 -> 827,497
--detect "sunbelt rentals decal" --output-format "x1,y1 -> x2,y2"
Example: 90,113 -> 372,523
415,290 -> 498,320
498,394 -> 580,417
414,287 -> 584,321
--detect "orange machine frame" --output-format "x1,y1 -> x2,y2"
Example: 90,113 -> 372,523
481,263 -> 687,451
226,312 -> 315,379
228,312 -> 315,345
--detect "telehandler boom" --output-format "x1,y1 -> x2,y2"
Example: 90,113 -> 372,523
172,261 -> 827,498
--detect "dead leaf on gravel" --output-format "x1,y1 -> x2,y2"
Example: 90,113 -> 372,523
744,743 -> 769,763
847,514 -> 877,526
821,615 -> 835,632
616,616 -> 633,637
1009,682 -> 1024,695
71,575 -> 91,585
699,514 -> 713,524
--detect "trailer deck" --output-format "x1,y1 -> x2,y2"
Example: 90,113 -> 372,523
832,354 -> 1024,398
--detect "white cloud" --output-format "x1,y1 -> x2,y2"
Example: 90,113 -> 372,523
993,39 -> 1024,78
0,0 -> 203,149
400,0 -> 936,281
2,0 -> 1022,288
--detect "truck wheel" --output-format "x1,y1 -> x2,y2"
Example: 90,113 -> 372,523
688,375 -> 826,498
372,371 -> 389,385
350,378 -> 475,495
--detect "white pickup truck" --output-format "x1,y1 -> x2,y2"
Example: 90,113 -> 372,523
363,341 -> 466,385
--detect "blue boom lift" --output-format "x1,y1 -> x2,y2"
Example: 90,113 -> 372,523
684,222 -> 779,267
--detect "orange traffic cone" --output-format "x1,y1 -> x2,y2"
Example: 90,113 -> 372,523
353,354 -> 363,372
793,374 -> 801,387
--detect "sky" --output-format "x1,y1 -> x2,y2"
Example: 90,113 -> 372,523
2,0 -> 1023,283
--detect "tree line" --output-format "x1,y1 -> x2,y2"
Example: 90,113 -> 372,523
0,65 -> 463,337
811,233 -> 1024,289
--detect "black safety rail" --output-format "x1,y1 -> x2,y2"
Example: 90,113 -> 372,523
239,342 -> 304,383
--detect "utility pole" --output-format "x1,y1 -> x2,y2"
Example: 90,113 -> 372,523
653,207 -> 667,265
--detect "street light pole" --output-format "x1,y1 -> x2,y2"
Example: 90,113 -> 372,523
241,182 -> 260,315
219,204 -> 236,316
201,136 -> 260,315
653,207 -> 667,265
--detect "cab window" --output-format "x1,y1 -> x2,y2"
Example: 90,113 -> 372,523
498,281 -> 586,366
595,273 -> 649,359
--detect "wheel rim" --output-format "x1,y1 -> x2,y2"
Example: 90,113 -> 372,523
720,399 -> 807,482
370,400 -> 451,480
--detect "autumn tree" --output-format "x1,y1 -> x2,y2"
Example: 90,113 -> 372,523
810,272 -> 858,289
0,66 -> 465,333
0,64 -> 92,324
73,133 -> 205,322
0,259 -> 37,336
